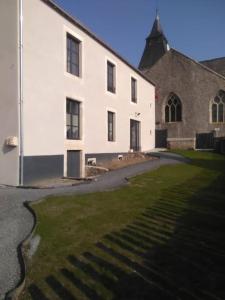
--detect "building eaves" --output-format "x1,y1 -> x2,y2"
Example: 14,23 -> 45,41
200,56 -> 225,64
40,0 -> 155,86
171,48 -> 225,82
200,57 -> 225,77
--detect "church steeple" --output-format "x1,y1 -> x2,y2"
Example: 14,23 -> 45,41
139,14 -> 169,70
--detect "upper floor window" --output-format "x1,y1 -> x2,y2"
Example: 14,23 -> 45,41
131,77 -> 137,103
66,99 -> 80,140
211,90 -> 225,123
165,93 -> 182,122
67,33 -> 80,77
108,111 -> 115,141
107,61 -> 116,93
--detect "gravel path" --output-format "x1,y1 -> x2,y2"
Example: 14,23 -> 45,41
0,152 -> 189,299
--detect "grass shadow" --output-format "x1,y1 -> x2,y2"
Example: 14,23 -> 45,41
26,153 -> 225,299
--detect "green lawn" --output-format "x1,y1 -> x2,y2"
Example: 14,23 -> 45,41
22,151 -> 225,300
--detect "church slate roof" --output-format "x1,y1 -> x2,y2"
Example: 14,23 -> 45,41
148,15 -> 168,41
139,15 -> 169,71
200,57 -> 225,77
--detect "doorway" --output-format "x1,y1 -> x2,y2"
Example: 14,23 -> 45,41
196,132 -> 214,149
67,150 -> 81,178
130,119 -> 140,151
155,129 -> 168,148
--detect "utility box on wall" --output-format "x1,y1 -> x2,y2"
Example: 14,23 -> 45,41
5,136 -> 18,147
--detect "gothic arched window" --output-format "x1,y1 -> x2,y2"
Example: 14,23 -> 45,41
165,94 -> 182,122
211,90 -> 225,123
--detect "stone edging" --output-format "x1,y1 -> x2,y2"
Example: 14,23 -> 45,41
5,202 -> 37,300
16,177 -> 93,190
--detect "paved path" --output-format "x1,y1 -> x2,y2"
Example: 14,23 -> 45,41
0,152 -> 188,299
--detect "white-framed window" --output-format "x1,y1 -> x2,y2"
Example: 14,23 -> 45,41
107,61 -> 116,93
131,77 -> 137,103
66,99 -> 80,140
108,111 -> 116,141
67,33 -> 81,77
165,93 -> 182,122
211,90 -> 225,123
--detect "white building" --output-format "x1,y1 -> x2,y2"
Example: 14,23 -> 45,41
0,0 -> 155,186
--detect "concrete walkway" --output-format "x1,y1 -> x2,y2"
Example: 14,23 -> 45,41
0,152 -> 189,299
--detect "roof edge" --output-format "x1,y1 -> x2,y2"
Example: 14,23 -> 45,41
40,0 -> 155,86
200,56 -> 225,64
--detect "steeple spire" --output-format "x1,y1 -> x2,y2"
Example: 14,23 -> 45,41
148,13 -> 164,40
156,8 -> 159,20
139,14 -> 169,70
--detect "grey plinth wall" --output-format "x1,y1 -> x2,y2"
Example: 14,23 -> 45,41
23,155 -> 64,185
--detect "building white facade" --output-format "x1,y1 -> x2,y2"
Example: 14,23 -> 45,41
0,0 -> 155,186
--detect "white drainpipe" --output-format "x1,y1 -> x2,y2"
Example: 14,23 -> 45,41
19,0 -> 24,186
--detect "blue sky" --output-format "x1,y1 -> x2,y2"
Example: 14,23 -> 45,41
54,0 -> 225,66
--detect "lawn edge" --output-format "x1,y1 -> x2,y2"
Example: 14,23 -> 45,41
5,151 -> 190,299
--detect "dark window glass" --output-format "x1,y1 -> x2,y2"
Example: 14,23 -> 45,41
131,78 -> 137,102
171,105 -> 176,122
212,104 -> 217,123
66,99 -> 80,140
67,34 -> 80,76
107,62 -> 115,93
165,94 -> 182,122
108,111 -> 115,141
165,105 -> 170,122
176,103 -> 182,121
212,90 -> 225,123
219,103 -> 224,122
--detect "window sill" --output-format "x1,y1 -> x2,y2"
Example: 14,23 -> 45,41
130,148 -> 141,152
66,138 -> 81,141
131,100 -> 137,104
107,87 -> 116,94
65,71 -> 82,80
165,121 -> 182,124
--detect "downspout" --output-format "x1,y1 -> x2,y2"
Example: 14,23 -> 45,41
19,0 -> 24,186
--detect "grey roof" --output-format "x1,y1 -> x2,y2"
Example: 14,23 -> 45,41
148,15 -> 168,42
39,0 -> 155,86
139,15 -> 169,70
200,57 -> 225,77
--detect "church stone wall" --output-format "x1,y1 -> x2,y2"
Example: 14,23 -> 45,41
167,138 -> 196,150
144,49 -> 225,149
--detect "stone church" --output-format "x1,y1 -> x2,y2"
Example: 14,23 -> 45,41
139,15 -> 225,149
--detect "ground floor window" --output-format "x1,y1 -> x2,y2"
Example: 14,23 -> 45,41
108,111 -> 115,141
66,99 -> 80,140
